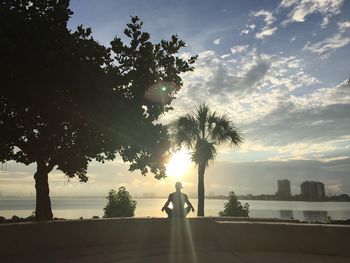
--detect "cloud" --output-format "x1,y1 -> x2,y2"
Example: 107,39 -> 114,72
251,10 -> 275,25
249,1 -> 345,40
256,27 -> 278,39
303,34 -> 350,58
302,19 -> 350,59
251,10 -> 278,39
220,54 -> 230,59
243,81 -> 350,147
249,24 -> 256,30
240,29 -> 249,35
280,0 -> 344,27
164,48 -> 320,124
230,45 -> 249,54
213,38 -> 222,45
338,20 -> 350,32
240,23 -> 257,35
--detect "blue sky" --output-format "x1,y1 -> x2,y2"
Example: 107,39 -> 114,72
1,0 -> 350,197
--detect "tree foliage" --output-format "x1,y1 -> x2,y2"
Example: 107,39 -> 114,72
0,0 -> 196,220
103,187 -> 136,218
172,104 -> 243,216
219,191 -> 249,217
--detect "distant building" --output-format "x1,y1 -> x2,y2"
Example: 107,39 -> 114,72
276,180 -> 291,199
300,181 -> 325,201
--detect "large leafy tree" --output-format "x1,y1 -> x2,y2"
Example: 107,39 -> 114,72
0,0 -> 196,220
173,105 -> 243,216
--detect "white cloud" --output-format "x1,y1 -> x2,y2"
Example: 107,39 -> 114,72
302,18 -> 350,59
163,49 -> 320,126
338,20 -> 350,32
256,27 -> 278,39
213,38 -> 222,45
248,0 -> 344,41
240,29 -> 249,35
321,17 -> 330,28
243,80 -> 350,150
251,10 -> 278,39
230,45 -> 249,54
251,10 -> 275,25
280,0 -> 344,27
291,80 -> 350,108
303,33 -> 350,58
220,54 -> 230,59
249,24 -> 256,30
240,24 -> 256,35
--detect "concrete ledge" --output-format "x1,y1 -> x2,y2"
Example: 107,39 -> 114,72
216,221 -> 350,256
0,218 -> 215,256
1,218 -> 349,258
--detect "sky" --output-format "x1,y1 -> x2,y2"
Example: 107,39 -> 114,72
1,0 -> 350,197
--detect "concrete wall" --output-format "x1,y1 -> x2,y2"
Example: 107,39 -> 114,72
0,218 -> 349,257
216,221 -> 350,256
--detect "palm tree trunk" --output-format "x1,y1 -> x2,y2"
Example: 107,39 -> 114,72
197,163 -> 205,216
34,161 -> 53,221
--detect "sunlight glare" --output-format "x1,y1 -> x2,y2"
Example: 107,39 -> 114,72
166,149 -> 192,179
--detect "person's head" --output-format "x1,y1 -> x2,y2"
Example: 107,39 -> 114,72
175,181 -> 183,191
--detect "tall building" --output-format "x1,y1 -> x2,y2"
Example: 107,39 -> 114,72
300,181 -> 325,201
276,179 -> 291,199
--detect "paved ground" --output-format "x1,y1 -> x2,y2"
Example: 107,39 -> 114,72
2,246 -> 350,263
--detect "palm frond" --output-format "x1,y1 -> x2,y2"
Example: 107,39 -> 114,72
223,127 -> 244,146
195,104 -> 209,139
174,114 -> 199,148
208,113 -> 243,147
171,104 -> 243,168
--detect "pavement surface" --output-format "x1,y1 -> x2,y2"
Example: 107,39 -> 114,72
1,246 -> 350,263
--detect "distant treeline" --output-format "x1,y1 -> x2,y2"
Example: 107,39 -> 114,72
236,194 -> 350,202
138,194 -> 350,202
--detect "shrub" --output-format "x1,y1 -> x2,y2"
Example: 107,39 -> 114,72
219,191 -> 249,217
103,187 -> 137,218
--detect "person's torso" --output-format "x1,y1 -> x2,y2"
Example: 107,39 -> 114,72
170,192 -> 186,212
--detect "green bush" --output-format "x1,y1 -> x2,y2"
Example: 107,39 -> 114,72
103,187 -> 137,218
219,191 -> 249,217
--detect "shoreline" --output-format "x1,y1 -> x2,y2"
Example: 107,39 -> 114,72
1,214 -> 350,225
1,196 -> 350,202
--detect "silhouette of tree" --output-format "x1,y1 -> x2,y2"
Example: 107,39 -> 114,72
103,187 -> 136,218
0,0 -> 196,220
172,105 -> 243,216
219,191 -> 249,217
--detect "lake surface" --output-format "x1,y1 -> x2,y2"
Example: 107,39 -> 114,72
1,197 -> 350,222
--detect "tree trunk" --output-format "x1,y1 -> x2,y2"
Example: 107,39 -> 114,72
34,161 -> 53,221
197,163 -> 205,216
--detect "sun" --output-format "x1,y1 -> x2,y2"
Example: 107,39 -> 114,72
166,149 -> 192,179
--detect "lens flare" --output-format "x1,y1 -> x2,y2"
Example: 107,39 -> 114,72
144,81 -> 178,104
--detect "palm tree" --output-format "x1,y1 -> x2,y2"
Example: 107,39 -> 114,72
172,104 -> 243,216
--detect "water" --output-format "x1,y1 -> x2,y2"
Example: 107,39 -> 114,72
1,197 -> 349,222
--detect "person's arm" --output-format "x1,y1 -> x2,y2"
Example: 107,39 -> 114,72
185,194 -> 195,212
161,194 -> 171,211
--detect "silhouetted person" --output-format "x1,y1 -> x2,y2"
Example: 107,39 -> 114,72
161,182 -> 195,218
